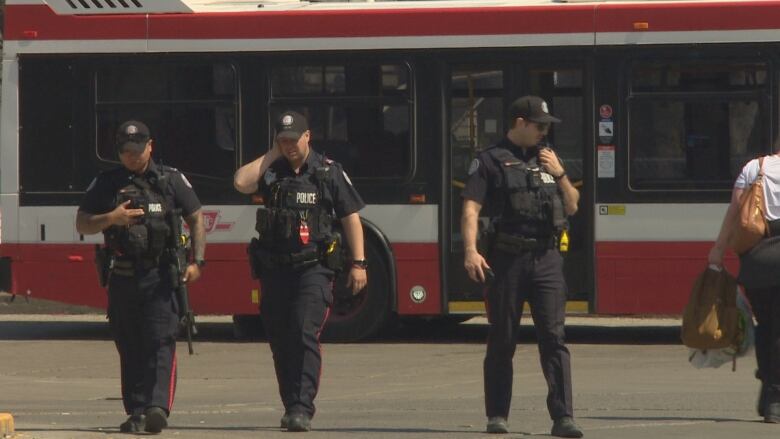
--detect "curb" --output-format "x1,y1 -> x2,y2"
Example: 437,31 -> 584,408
0,413 -> 14,438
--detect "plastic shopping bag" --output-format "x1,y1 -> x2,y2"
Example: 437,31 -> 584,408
688,288 -> 755,371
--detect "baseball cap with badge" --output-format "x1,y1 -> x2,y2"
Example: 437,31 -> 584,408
275,111 -> 309,140
115,120 -> 151,153
508,96 -> 562,124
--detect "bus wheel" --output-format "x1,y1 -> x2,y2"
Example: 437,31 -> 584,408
323,237 -> 392,342
232,314 -> 263,340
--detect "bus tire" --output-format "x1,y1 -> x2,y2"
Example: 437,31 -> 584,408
322,236 -> 392,342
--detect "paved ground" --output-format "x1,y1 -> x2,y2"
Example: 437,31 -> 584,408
0,315 -> 774,439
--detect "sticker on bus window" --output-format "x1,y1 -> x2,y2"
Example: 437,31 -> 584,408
599,121 -> 614,144
599,104 -> 613,119
597,145 -> 615,178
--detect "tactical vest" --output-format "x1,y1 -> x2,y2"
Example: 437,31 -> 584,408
104,170 -> 173,261
487,147 -> 567,235
255,161 -> 335,249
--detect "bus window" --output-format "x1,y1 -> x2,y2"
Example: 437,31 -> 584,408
270,63 -> 412,180
450,68 -> 504,182
448,67 -> 504,254
529,68 -> 584,182
628,60 -> 768,191
94,62 -> 238,181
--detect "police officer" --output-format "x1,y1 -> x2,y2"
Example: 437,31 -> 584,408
234,111 -> 367,432
461,96 -> 583,437
76,120 -> 206,434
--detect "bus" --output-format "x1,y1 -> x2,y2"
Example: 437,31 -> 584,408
0,0 -> 773,340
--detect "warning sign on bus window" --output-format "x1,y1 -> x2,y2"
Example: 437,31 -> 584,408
598,145 -> 615,178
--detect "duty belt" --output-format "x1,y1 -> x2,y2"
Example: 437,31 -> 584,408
111,257 -> 159,277
260,248 -> 321,269
494,232 -> 556,254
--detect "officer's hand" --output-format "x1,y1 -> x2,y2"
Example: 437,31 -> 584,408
464,249 -> 491,283
182,263 -> 201,284
707,246 -> 725,268
346,267 -> 367,295
539,148 -> 565,179
111,200 -> 145,226
272,140 -> 283,157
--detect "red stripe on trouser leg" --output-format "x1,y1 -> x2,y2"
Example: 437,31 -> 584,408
314,307 -> 331,396
167,353 -> 177,412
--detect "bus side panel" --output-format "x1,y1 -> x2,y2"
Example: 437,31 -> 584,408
2,243 -> 107,308
595,241 -> 739,314
2,242 -> 260,314
392,242 -> 441,316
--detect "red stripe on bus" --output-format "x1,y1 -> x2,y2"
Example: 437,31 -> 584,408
0,242 -> 442,316
595,241 -> 739,315
5,5 -> 146,41
147,6 -> 594,40
595,1 -> 780,33
7,2 -> 780,42
5,4 -> 594,41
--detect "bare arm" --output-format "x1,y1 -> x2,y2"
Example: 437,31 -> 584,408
75,201 -> 144,235
340,213 -> 367,294
462,199 -> 482,254
182,209 -> 206,283
185,209 -> 206,262
708,188 -> 743,266
556,175 -> 580,216
539,148 -> 579,215
462,199 -> 490,282
233,144 -> 281,194
340,213 -> 365,261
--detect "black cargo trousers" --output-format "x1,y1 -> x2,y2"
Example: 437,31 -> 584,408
107,267 -> 180,417
259,263 -> 333,418
483,246 -> 573,421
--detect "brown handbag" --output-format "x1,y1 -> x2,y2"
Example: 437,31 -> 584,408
728,156 -> 768,255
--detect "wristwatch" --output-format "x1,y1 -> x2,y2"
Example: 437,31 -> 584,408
352,259 -> 368,269
194,259 -> 206,268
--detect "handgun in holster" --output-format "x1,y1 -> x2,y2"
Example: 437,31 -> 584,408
321,232 -> 344,272
94,244 -> 112,288
477,220 -> 496,257
247,238 -> 264,279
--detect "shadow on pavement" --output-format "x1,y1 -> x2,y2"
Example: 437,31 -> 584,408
0,319 -> 682,345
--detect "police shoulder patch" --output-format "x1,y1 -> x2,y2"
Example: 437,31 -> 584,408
180,173 -> 193,189
264,170 -> 277,186
468,159 -> 480,175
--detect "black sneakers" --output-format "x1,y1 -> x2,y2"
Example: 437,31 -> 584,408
486,416 -> 509,434
765,402 -> 780,423
552,416 -> 584,438
287,412 -> 312,432
144,406 -> 169,434
119,414 -> 145,433
280,412 -> 291,429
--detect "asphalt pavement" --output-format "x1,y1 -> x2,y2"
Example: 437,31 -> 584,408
0,315 -> 774,439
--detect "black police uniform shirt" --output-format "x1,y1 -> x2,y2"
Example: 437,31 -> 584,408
461,137 -> 561,238
258,149 -> 365,254
79,159 -> 202,223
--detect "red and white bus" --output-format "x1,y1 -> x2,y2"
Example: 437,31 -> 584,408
0,0 -> 774,339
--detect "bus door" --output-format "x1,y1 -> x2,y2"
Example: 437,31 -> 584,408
446,65 -> 507,315
523,63 -> 592,310
445,60 -> 592,314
